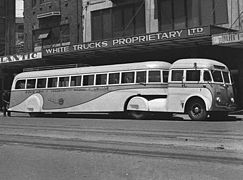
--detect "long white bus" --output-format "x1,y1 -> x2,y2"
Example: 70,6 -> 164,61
8,59 -> 236,120
9,61 -> 171,119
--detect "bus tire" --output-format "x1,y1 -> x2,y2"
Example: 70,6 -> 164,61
187,99 -> 207,121
128,111 -> 148,120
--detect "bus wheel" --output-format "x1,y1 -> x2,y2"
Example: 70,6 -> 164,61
187,100 -> 207,121
128,111 -> 148,119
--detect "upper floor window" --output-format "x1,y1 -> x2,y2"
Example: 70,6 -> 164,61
32,0 -> 37,7
158,0 -> 228,31
91,1 -> 145,40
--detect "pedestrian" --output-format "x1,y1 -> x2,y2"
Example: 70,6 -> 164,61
2,90 -> 11,117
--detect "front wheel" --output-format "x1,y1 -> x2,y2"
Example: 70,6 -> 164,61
187,100 -> 207,120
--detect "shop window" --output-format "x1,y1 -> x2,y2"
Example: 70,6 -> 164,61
15,80 -> 26,89
149,71 -> 161,82
37,78 -> 47,88
83,75 -> 94,86
70,76 -> 81,86
136,71 -> 146,83
171,70 -> 183,81
109,73 -> 120,85
27,79 -> 36,89
59,77 -> 70,87
91,2 -> 145,40
48,77 -> 58,88
186,70 -> 200,81
96,74 -> 107,85
121,72 -> 135,84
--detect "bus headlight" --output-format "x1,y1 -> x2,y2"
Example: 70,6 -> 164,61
216,97 -> 221,103
230,97 -> 235,103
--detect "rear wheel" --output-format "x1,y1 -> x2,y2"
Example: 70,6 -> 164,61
187,99 -> 207,120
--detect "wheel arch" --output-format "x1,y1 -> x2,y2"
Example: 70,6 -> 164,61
184,96 -> 207,113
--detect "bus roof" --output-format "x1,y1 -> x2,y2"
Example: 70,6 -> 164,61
14,61 -> 172,79
171,58 -> 229,70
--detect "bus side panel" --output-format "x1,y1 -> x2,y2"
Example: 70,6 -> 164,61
167,87 -> 213,113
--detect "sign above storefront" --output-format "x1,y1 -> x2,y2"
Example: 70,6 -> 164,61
0,52 -> 42,64
212,32 -> 243,45
43,26 -> 210,56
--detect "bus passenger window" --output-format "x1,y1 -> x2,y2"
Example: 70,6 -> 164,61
223,72 -> 230,83
96,74 -> 107,85
70,76 -> 81,86
83,75 -> 94,86
109,73 -> 120,84
48,77 -> 58,88
122,72 -> 135,84
149,71 -> 161,82
27,79 -> 36,89
186,70 -> 200,81
172,70 -> 183,81
203,71 -> 211,82
59,77 -> 70,87
15,80 -> 26,89
37,78 -> 46,88
136,71 -> 146,83
163,71 -> 169,83
211,70 -> 223,82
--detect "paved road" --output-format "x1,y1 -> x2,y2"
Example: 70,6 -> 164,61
0,114 -> 243,180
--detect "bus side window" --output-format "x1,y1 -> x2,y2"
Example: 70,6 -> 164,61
223,72 -> 230,83
109,73 -> 120,84
171,70 -> 183,81
83,75 -> 94,86
96,74 -> 107,85
162,71 -> 169,83
59,77 -> 70,87
48,77 -> 58,88
203,71 -> 212,82
70,76 -> 81,86
37,78 -> 47,88
121,72 -> 135,84
186,70 -> 200,81
211,70 -> 223,82
149,70 -> 161,82
15,79 -> 26,89
136,71 -> 146,83
27,79 -> 36,89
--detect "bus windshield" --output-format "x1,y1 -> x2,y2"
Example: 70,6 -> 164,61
211,70 -> 230,84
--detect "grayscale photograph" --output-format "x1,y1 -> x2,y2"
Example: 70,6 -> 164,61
0,0 -> 243,179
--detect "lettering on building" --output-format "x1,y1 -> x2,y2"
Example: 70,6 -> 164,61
0,52 -> 42,64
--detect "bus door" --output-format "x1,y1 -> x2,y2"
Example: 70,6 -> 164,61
211,70 -> 232,107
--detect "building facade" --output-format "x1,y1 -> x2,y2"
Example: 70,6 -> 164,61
1,0 -> 243,107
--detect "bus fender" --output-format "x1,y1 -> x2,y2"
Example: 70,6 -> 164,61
24,94 -> 44,112
126,96 -> 149,111
184,94 -> 212,112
